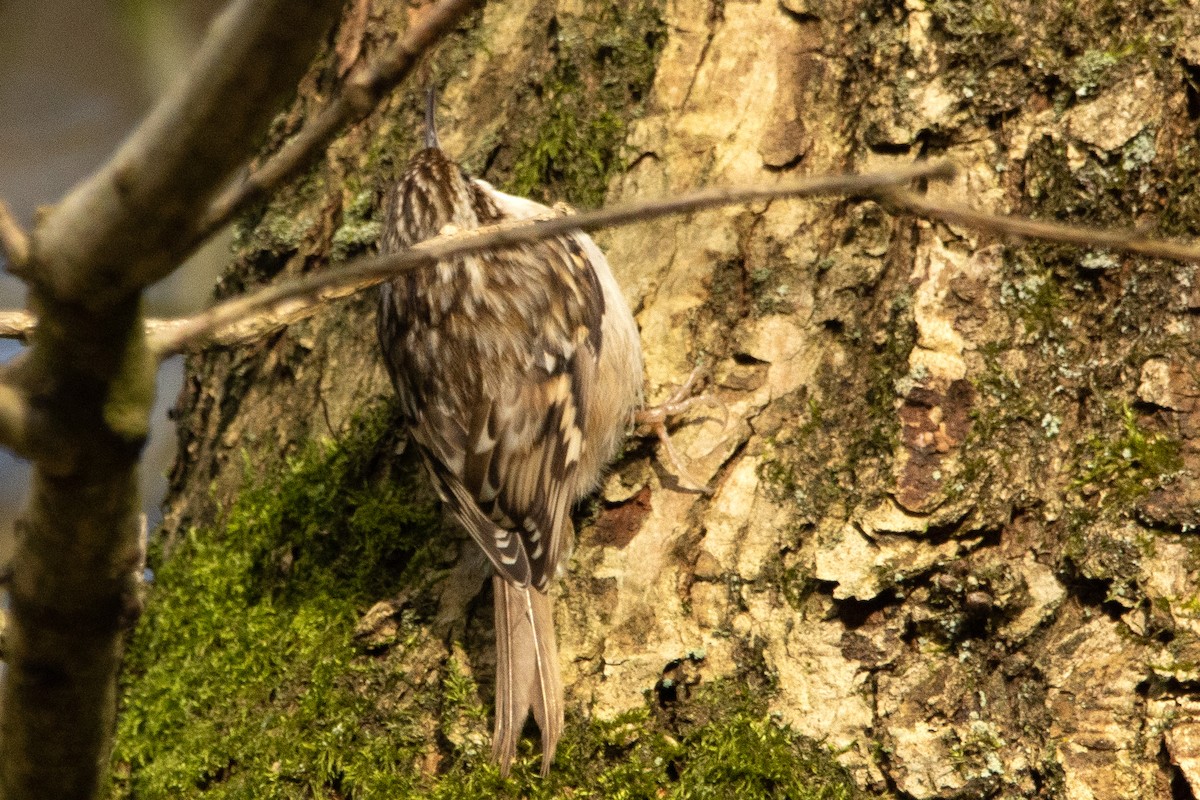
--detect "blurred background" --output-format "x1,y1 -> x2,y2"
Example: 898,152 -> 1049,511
0,0 -> 226,538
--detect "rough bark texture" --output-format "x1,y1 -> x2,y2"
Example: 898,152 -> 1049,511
117,0 -> 1200,797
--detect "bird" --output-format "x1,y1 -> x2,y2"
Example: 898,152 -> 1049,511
376,90 -> 644,776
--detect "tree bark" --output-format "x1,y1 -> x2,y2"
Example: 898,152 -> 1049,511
125,0 -> 1200,797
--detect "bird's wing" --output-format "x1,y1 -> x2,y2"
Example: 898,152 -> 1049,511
484,346 -> 594,589
402,236 -> 604,590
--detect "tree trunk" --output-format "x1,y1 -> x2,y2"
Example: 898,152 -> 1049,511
113,0 -> 1200,797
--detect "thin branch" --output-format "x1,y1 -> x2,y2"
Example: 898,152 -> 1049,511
149,280 -> 374,355
0,310 -> 306,353
151,160 -> 956,356
198,0 -> 479,241
0,311 -> 35,342
883,189 -> 1200,262
0,200 -> 29,270
28,0 -> 346,307
14,162 -> 1200,355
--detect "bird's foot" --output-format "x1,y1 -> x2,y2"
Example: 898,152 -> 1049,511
634,366 -> 728,494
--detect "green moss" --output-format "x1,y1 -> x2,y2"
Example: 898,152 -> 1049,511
1060,509 -> 1154,604
448,682 -> 869,800
663,702 -> 861,799
777,565 -> 818,611
503,1 -> 666,207
1073,402 -> 1183,507
758,288 -> 918,526
1159,140 -> 1200,237
998,260 -> 1063,339
111,402 -> 450,799
748,264 -> 798,316
859,291 -> 915,456
928,0 -> 1020,71
947,719 -> 1007,778
1069,48 -> 1122,98
233,166 -> 327,255
922,0 -> 1161,118
508,97 -> 628,209
757,397 -> 848,524
331,189 -> 384,262
759,453 -> 799,498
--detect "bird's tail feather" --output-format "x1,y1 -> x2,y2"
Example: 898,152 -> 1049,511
491,576 -> 563,776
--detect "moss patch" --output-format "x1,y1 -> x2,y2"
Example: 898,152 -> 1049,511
1073,402 -> 1183,508
418,682 -> 867,800
924,0 -> 1161,119
500,1 -> 666,207
331,188 -> 384,262
111,403 -> 451,798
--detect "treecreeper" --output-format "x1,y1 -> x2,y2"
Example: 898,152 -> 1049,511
376,92 -> 644,775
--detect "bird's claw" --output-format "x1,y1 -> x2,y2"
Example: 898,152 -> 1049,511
634,366 -> 729,494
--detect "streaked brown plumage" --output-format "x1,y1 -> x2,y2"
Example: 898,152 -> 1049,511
377,95 -> 642,775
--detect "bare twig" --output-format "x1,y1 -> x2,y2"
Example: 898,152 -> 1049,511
13,162 -> 1200,356
28,0 -> 346,306
149,278 -> 376,355
0,200 -> 29,269
0,311 -> 35,343
884,190 -> 1200,263
198,0 -> 478,240
152,159 -> 956,355
0,309 -> 325,353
